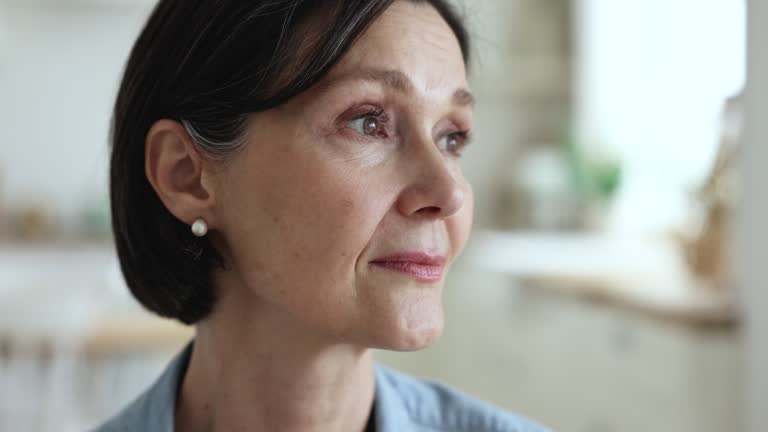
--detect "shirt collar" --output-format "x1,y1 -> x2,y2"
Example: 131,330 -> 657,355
151,341 -> 409,432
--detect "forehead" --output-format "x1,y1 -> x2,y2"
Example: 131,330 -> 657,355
325,1 -> 468,93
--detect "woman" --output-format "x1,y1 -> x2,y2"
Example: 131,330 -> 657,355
98,0 -> 548,431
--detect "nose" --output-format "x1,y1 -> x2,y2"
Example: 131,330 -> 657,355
396,135 -> 466,220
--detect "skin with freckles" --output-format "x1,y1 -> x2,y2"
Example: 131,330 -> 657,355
145,2 -> 474,431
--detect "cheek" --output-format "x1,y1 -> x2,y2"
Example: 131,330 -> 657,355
220,146 -> 391,291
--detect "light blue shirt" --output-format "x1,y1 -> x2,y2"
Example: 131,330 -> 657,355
94,342 -> 549,432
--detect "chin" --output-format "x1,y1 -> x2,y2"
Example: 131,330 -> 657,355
370,301 -> 445,352
392,325 -> 444,352
354,277 -> 447,351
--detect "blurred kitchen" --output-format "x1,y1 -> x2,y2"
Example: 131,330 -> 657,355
1,0 -> 765,431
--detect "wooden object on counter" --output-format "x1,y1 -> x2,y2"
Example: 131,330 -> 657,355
679,93 -> 742,289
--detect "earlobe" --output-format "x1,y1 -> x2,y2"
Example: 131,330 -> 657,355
145,119 -> 216,228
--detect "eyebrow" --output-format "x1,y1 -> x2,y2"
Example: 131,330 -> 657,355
329,68 -> 475,108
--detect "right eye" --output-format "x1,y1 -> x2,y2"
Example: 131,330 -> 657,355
348,116 -> 382,137
346,108 -> 389,139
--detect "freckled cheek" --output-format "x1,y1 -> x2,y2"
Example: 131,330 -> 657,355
302,180 -> 389,262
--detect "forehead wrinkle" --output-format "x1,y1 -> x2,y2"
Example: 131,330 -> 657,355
326,68 -> 415,95
321,67 -> 474,108
309,3 -> 470,109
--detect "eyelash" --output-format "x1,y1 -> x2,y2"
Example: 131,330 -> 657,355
346,107 -> 471,157
357,107 -> 386,120
353,108 -> 390,133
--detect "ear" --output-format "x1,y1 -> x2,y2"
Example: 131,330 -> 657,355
145,119 -> 218,229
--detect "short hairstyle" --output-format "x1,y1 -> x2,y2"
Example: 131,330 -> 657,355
110,0 -> 471,325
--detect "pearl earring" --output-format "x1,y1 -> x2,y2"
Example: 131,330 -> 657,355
191,218 -> 208,237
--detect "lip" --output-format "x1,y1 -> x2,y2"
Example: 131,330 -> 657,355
369,252 -> 446,283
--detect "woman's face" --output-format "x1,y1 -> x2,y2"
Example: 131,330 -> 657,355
211,0 -> 473,351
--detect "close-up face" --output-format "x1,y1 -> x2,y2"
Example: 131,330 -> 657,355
209,0 -> 474,351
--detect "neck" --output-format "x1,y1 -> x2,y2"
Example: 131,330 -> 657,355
174,279 -> 376,432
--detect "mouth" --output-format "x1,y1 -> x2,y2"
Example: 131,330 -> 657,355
369,252 -> 446,283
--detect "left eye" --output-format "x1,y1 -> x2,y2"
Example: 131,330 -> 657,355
436,132 -> 469,156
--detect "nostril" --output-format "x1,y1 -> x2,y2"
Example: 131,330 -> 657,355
416,206 -> 442,216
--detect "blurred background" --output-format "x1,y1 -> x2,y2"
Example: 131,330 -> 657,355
0,0 -> 765,431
